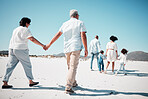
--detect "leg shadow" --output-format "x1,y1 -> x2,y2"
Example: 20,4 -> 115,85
11,85 -> 148,97
12,85 -> 65,91
115,69 -> 148,77
71,86 -> 148,97
125,73 -> 148,77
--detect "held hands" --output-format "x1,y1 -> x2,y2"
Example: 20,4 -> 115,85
43,44 -> 50,51
43,45 -> 47,51
41,45 -> 46,51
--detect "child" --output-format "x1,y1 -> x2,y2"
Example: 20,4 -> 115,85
115,48 -> 128,75
98,50 -> 106,73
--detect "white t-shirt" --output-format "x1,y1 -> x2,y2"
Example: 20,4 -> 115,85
118,53 -> 127,64
59,18 -> 87,53
89,38 -> 101,54
9,26 -> 33,49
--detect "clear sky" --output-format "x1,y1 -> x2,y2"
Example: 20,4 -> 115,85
0,0 -> 148,55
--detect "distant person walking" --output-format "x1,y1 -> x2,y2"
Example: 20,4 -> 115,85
105,36 -> 118,74
44,9 -> 88,93
115,48 -> 128,75
98,50 -> 106,73
2,17 -> 45,89
89,35 -> 101,71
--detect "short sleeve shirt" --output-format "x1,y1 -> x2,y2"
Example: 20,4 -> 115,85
59,18 -> 87,53
9,26 -> 33,49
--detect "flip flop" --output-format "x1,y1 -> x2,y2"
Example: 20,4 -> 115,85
2,85 -> 13,89
29,82 -> 39,87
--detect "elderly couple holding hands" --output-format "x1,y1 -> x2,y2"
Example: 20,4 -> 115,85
2,9 -> 88,93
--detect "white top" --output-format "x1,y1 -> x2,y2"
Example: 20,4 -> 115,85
118,53 -> 127,64
106,42 -> 117,50
89,38 -> 101,54
59,18 -> 87,53
9,26 -> 32,49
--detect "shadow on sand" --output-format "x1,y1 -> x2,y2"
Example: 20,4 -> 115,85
120,70 -> 148,77
12,85 -> 148,97
103,69 -> 148,77
12,85 -> 65,91
72,86 -> 148,97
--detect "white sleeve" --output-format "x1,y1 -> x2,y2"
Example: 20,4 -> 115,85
59,24 -> 64,33
26,29 -> 32,38
97,41 -> 101,51
80,22 -> 87,33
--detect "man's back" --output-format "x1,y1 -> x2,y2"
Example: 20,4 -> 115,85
59,18 -> 86,53
89,38 -> 101,54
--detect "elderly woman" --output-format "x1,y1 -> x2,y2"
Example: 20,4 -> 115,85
105,36 -> 118,74
2,17 -> 45,88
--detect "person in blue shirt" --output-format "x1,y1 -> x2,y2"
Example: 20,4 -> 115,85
98,50 -> 106,73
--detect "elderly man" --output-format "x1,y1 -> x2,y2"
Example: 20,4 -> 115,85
44,9 -> 88,93
89,35 -> 101,71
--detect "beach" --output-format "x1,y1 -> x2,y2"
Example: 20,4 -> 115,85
0,57 -> 148,99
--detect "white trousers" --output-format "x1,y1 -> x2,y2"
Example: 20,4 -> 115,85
3,49 -> 34,82
65,50 -> 81,90
116,62 -> 125,74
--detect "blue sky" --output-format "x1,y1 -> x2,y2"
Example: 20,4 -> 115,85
0,0 -> 148,55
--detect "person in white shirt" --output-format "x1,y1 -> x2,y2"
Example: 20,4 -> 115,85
2,17 -> 45,89
44,9 -> 88,93
89,35 -> 101,71
105,36 -> 118,74
115,48 -> 128,75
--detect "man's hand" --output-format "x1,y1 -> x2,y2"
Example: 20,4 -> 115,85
81,32 -> 88,57
84,50 -> 88,57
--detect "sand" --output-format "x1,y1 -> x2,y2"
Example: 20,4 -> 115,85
0,57 -> 148,99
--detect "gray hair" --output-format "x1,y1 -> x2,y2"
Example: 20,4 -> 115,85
70,9 -> 79,17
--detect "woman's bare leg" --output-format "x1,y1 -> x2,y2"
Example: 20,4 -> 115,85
105,61 -> 110,73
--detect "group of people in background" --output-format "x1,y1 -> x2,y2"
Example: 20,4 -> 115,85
2,9 -> 128,94
89,35 -> 128,75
